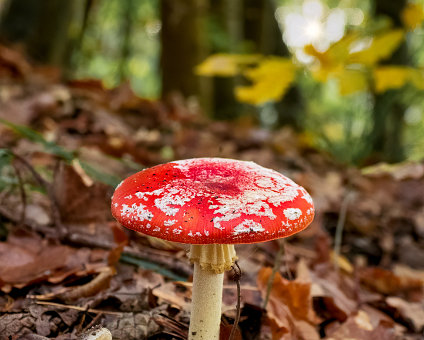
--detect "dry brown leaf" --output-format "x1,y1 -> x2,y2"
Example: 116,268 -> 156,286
0,230 -> 109,292
152,282 -> 191,311
257,267 -> 320,340
393,264 -> 424,284
53,163 -> 110,225
304,262 -> 357,322
386,297 -> 424,332
324,310 -> 396,340
0,44 -> 32,78
258,267 -> 317,323
359,267 -> 423,295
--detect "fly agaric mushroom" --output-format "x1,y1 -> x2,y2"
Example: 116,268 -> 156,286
111,158 -> 314,340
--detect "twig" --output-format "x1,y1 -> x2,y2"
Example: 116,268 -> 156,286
262,241 -> 285,310
333,191 -> 354,271
229,261 -> 242,340
11,161 -> 26,225
34,301 -> 123,316
82,313 -> 103,333
0,205 -> 54,235
11,152 -> 66,237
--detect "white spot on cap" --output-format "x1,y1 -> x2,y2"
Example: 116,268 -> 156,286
284,208 -> 302,220
301,191 -> 313,204
135,188 -> 165,199
255,177 -> 275,188
125,194 -> 133,199
154,187 -> 195,216
233,220 -> 265,235
268,187 -> 299,206
121,203 -> 153,221
164,219 -> 177,226
173,160 -> 191,172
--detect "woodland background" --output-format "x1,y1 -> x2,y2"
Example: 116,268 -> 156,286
0,0 -> 424,339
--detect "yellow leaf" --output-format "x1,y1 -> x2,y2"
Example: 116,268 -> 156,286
373,66 -> 414,92
409,68 -> 424,89
330,251 -> 354,274
195,53 -> 260,76
235,57 -> 296,105
323,123 -> 344,141
401,3 -> 424,30
333,68 -> 368,95
349,29 -> 405,66
305,33 -> 359,81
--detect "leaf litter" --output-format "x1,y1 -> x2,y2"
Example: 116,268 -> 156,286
0,44 -> 423,340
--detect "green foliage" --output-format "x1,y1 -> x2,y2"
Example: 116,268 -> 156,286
0,149 -> 13,172
0,120 -> 124,187
120,253 -> 188,281
0,148 -> 14,192
197,0 -> 424,164
79,161 -> 122,188
0,119 -> 74,161
72,0 -> 160,98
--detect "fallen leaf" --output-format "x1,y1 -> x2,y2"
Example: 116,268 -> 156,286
324,310 -> 396,339
359,267 -> 423,295
0,44 -> 32,78
53,163 -> 111,224
0,230 -> 109,292
386,296 -> 424,332
257,267 -> 320,339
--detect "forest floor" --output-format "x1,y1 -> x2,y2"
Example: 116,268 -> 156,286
0,44 -> 423,340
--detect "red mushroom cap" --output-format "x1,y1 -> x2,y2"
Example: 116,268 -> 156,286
111,158 -> 314,244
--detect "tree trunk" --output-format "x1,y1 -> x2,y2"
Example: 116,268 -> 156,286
160,0 -> 211,109
370,0 -> 408,162
243,0 -> 305,129
0,0 -> 84,69
209,0 -> 243,120
118,0 -> 135,82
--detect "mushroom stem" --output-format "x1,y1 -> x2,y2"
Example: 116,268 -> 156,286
189,262 -> 224,340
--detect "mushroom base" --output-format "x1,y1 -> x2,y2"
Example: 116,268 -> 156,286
189,244 -> 237,274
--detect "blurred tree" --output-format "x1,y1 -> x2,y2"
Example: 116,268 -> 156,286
118,0 -> 136,82
243,0 -> 304,128
160,0 -> 211,108
0,0 -> 85,68
370,0 -> 408,162
197,1 -> 424,164
208,0 -> 243,120
207,0 -> 304,127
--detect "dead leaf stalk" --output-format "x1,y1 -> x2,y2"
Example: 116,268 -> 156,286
229,261 -> 242,340
11,161 -> 26,225
262,241 -> 285,310
334,191 -> 354,271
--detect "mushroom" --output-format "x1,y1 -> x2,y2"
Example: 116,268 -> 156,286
111,158 -> 314,340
